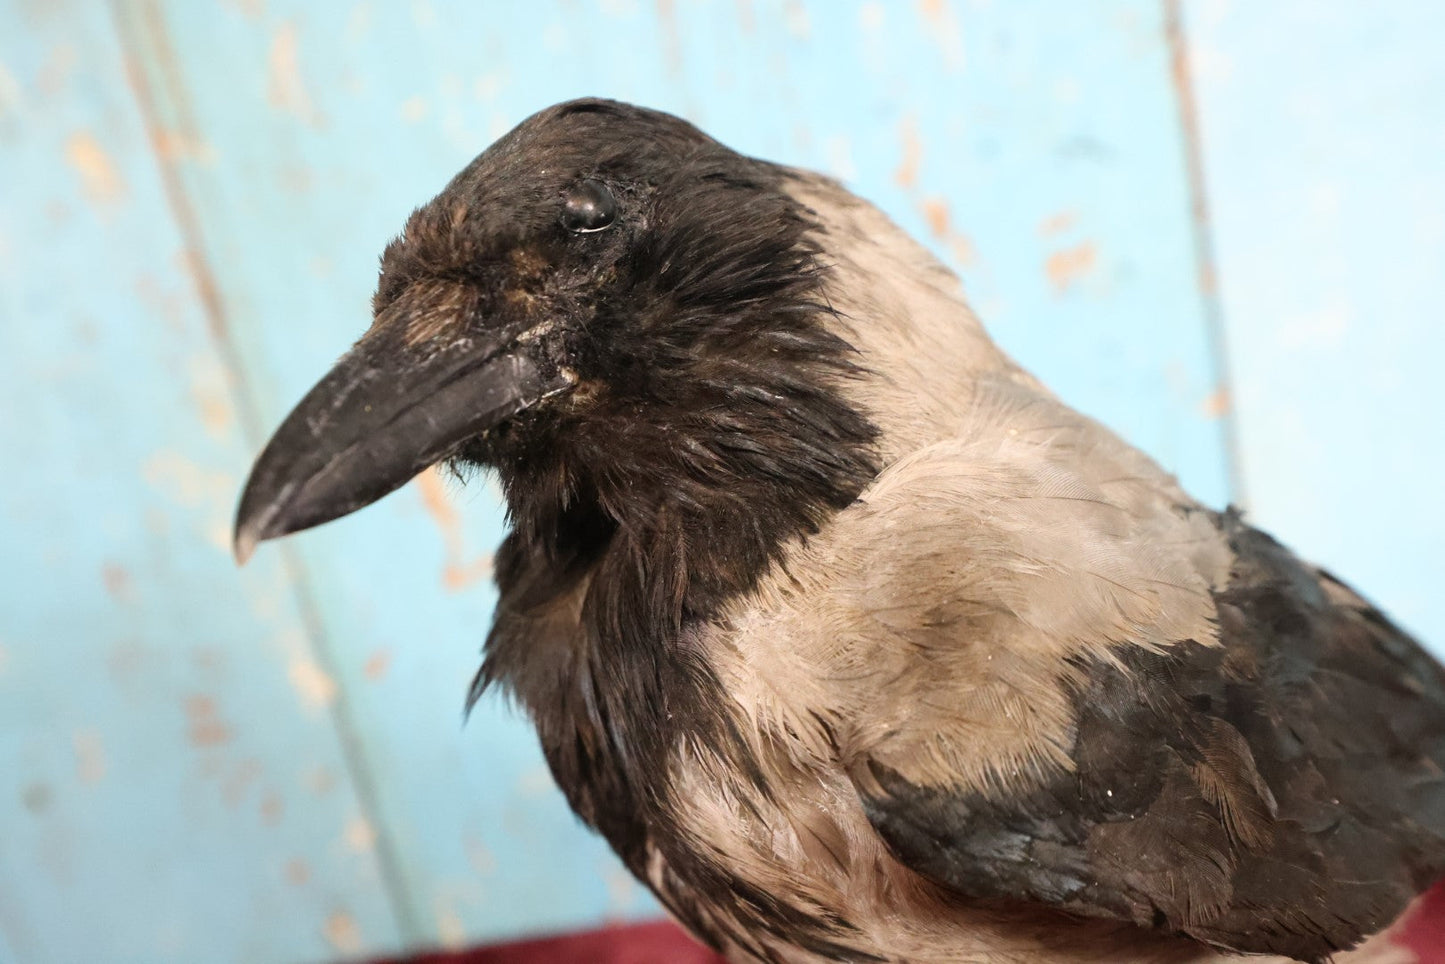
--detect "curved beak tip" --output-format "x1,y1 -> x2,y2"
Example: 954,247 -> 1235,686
232,526 -> 259,567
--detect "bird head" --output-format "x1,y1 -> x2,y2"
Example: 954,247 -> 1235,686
235,99 -> 879,597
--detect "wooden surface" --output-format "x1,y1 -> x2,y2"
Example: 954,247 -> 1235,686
0,2 -> 1438,962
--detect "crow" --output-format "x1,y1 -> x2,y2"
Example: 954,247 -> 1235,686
235,100 -> 1445,963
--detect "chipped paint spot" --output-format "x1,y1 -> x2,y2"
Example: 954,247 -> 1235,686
1038,210 -> 1078,237
143,450 -> 233,509
517,764 -> 555,797
37,44 -> 77,96
606,866 -> 641,911
261,792 -> 284,825
268,22 -> 321,125
1045,241 -> 1098,293
474,72 -> 504,102
734,0 -> 754,33
73,730 -> 106,784
224,0 -> 265,18
344,815 -> 376,852
185,695 -> 233,747
307,766 -> 338,795
894,115 -> 920,189
285,857 -> 311,885
344,2 -> 374,43
323,911 -> 363,954
436,899 -> 466,949
400,96 -> 428,123
0,58 -> 24,120
920,197 -> 950,240
784,0 -> 811,39
221,759 -> 263,807
65,132 -> 126,206
22,783 -> 52,814
1201,386 -> 1230,419
101,563 -> 133,602
362,649 -> 391,681
416,467 -> 494,591
914,197 -> 977,267
288,658 -> 337,710
917,0 -> 965,70
154,129 -> 215,164
466,835 -> 496,875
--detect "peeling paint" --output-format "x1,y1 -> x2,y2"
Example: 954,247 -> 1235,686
223,0 -> 265,19
221,759 -> 263,807
894,115 -> 920,189
918,197 -> 977,267
285,857 -> 311,886
1044,240 -> 1098,293
185,694 -> 233,748
412,0 -> 438,29
0,58 -> 23,120
101,563 -> 133,602
920,196 -> 950,239
267,22 -> 321,125
153,128 -> 214,163
735,0 -> 754,34
260,792 -> 285,825
142,450 -> 233,510
22,783 -> 52,815
656,0 -> 681,76
345,2 -> 375,44
1201,386 -> 1230,418
465,835 -> 496,875
436,898 -> 466,949
517,764 -> 555,798
323,911 -> 363,954
344,815 -> 376,852
362,649 -> 391,681
1038,210 -> 1079,237
65,131 -> 126,206
306,766 -> 338,796
288,657 -> 338,710
415,467 -> 494,592
605,866 -> 641,912
784,0 -> 811,40
37,44 -> 77,96
917,0 -> 965,70
73,729 -> 106,784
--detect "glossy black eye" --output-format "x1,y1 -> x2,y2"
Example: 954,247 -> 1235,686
560,179 -> 617,234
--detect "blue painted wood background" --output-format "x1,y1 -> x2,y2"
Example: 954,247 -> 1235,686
1,2 -> 1439,962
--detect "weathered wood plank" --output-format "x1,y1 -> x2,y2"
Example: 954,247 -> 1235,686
9,0 -> 1228,957
1183,0 -> 1445,647
120,0 -> 1228,951
0,3 -> 401,962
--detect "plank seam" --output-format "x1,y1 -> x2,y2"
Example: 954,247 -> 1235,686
107,0 -> 425,947
1164,0 -> 1248,510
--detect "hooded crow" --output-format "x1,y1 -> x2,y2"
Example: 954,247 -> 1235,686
235,100 -> 1445,963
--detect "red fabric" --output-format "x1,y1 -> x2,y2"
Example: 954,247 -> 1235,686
373,881 -> 1445,963
369,921 -> 725,964
1391,878 -> 1445,959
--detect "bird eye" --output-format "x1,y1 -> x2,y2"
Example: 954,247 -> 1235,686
560,179 -> 617,234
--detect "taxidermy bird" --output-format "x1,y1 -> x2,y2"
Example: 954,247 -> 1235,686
235,100 -> 1445,963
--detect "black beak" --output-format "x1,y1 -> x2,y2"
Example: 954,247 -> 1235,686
233,306 -> 571,563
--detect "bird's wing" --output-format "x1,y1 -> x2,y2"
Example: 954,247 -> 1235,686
809,380 -> 1445,962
